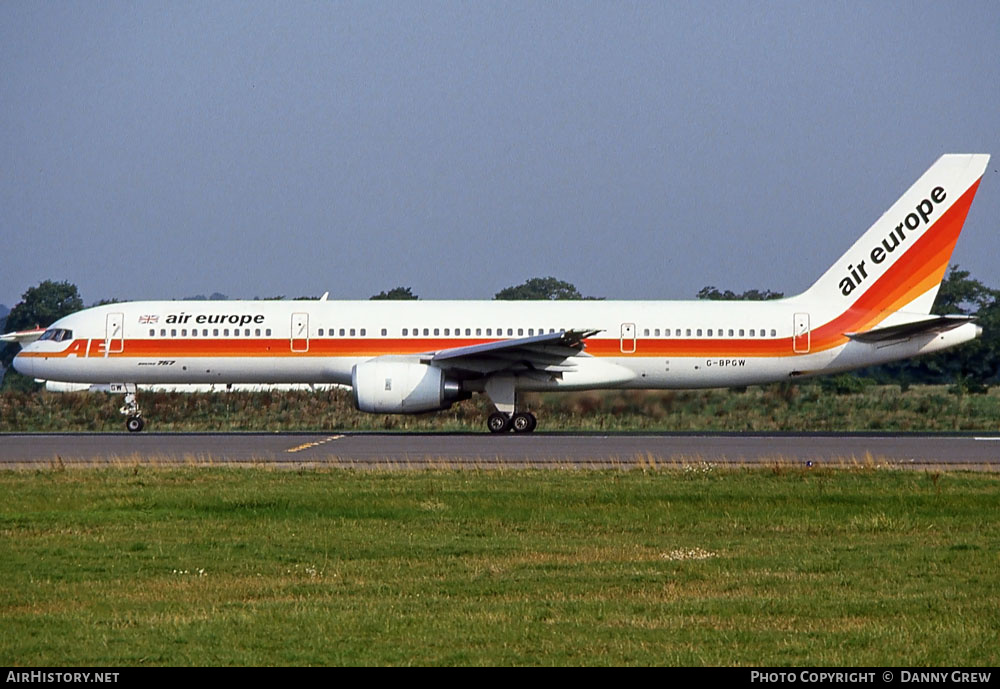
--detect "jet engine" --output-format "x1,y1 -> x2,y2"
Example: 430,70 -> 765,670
351,360 -> 468,413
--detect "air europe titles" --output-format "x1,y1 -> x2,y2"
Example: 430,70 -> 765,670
164,312 -> 265,327
839,186 -> 946,297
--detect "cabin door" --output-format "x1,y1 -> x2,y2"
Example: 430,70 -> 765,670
620,323 -> 636,354
793,313 -> 810,353
291,313 -> 309,352
105,312 -> 124,354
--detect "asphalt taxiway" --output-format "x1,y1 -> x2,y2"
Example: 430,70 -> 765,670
2,432 -> 999,470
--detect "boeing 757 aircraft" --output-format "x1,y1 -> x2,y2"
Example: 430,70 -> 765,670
11,154 -> 990,432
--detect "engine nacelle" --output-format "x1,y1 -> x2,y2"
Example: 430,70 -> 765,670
351,360 -> 468,413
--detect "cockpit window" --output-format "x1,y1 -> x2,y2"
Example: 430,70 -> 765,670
39,328 -> 73,342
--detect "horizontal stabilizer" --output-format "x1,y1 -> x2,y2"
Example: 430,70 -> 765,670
845,315 -> 976,343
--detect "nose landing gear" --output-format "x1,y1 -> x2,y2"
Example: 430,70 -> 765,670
119,385 -> 145,432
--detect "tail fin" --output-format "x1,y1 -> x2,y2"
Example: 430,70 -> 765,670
797,154 -> 989,325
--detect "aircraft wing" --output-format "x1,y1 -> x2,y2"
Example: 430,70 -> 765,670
425,329 -> 601,377
845,315 -> 976,343
0,327 -> 46,345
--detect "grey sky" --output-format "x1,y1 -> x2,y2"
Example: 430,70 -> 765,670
2,1 -> 998,308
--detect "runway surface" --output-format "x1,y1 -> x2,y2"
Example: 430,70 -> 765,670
2,432 -> 1000,470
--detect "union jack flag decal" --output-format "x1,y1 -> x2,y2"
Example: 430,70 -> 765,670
139,315 -> 159,324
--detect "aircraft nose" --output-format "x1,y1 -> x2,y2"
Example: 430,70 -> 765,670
12,351 -> 32,378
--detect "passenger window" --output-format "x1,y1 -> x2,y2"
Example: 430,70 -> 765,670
528,329 -> 534,336
256,329 -> 261,337
319,328 -> 324,336
350,328 -> 356,336
517,328 -> 523,336
643,328 -> 649,336
771,329 -> 776,337
486,328 -> 492,336
265,329 -> 271,336
685,329 -> 691,337
739,329 -> 745,337
423,328 -> 429,336
728,329 -> 734,337
245,329 -> 250,336
171,329 -> 177,337
191,330 -> 197,338
149,329 -> 155,337
434,328 -> 439,336
213,329 -> 219,337
402,328 -> 408,336
707,329 -> 712,337
654,329 -> 660,336
749,329 -> 755,337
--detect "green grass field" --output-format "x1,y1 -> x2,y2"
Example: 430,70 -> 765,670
2,466 -> 997,666
4,383 -> 1000,432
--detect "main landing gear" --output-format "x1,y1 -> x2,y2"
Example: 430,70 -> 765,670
487,411 -> 538,434
119,385 -> 145,433
483,375 -> 537,433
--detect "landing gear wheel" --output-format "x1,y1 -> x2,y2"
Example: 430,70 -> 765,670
119,387 -> 144,432
487,412 -> 511,433
511,412 -> 537,433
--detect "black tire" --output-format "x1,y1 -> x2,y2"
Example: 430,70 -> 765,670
126,416 -> 145,433
512,412 -> 537,433
487,412 -> 511,433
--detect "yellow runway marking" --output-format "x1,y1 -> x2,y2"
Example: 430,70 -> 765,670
286,435 -> 344,453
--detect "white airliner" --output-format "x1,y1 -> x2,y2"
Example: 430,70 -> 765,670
11,154 -> 990,433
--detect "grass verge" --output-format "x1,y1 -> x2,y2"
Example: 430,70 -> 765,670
1,466 -> 998,665
5,384 -> 1000,432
